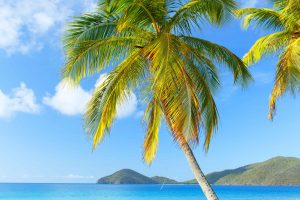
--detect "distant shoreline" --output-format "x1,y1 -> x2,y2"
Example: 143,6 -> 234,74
97,156 -> 300,186
1,183 -> 300,187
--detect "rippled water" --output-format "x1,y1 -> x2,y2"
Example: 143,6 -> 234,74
1,184 -> 300,200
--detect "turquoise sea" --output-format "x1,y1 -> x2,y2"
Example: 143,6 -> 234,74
0,184 -> 300,200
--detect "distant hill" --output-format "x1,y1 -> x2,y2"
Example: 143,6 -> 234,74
97,169 -> 157,184
151,176 -> 178,184
97,157 -> 300,185
185,156 -> 300,186
97,169 -> 178,184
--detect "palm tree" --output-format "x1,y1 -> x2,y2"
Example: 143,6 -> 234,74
63,1 -> 251,199
236,0 -> 300,120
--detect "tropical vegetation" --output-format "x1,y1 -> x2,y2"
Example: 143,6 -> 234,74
236,0 -> 300,120
97,156 -> 300,186
186,156 -> 300,185
62,0 -> 251,199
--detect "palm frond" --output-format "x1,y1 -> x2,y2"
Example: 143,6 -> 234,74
143,34 -> 200,144
63,0 -> 252,159
116,0 -> 166,33
181,36 -> 252,86
243,31 -> 291,65
145,34 -> 221,150
269,38 -> 300,120
143,98 -> 162,164
84,50 -> 147,148
238,0 -> 300,120
235,8 -> 285,30
63,36 -> 144,84
168,0 -> 237,34
184,59 -> 219,150
271,0 -> 289,11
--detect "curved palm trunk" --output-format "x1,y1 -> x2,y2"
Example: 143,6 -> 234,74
179,139 -> 218,200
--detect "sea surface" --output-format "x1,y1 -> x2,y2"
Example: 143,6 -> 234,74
0,184 -> 300,200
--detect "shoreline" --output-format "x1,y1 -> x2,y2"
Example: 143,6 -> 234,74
1,182 -> 300,187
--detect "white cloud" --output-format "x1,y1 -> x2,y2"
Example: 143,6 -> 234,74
95,73 -> 107,88
44,75 -> 138,118
0,0 -> 72,54
83,0 -> 98,12
43,80 -> 91,116
0,83 -> 40,119
117,92 -> 138,118
63,174 -> 95,179
0,0 -> 99,54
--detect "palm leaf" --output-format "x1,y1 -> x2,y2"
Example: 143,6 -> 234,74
181,36 -> 252,85
143,98 -> 162,164
243,31 -> 291,65
235,8 -> 286,30
237,0 -> 300,120
168,0 -> 237,34
84,49 -> 147,148
63,0 -> 251,162
269,38 -> 300,120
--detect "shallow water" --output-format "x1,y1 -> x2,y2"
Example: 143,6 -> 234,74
0,184 -> 300,200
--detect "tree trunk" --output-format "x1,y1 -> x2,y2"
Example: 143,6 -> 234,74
179,138 -> 219,200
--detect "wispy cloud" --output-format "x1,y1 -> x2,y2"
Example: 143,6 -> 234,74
217,85 -> 239,102
63,174 -> 95,179
44,74 -> 138,118
82,0 -> 98,12
0,83 -> 40,119
253,71 -> 273,85
0,174 -> 96,183
0,0 -> 72,54
0,0 -> 98,54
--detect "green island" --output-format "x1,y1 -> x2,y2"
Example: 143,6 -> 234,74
98,156 -> 300,186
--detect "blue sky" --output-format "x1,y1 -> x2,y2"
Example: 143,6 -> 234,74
0,0 -> 299,183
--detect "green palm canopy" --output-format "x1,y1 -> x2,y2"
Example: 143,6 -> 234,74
63,0 -> 251,164
236,0 -> 300,120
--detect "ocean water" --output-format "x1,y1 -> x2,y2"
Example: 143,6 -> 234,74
0,184 -> 300,200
